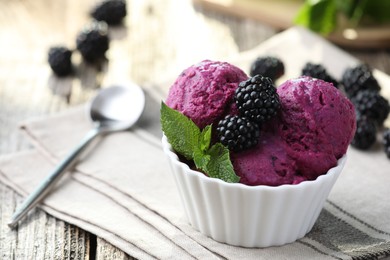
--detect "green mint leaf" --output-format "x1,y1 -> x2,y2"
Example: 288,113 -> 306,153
199,125 -> 212,152
160,102 -> 239,183
160,102 -> 200,160
294,1 -> 312,27
349,0 -> 367,24
193,146 -> 210,172
361,1 -> 390,23
294,0 -> 337,35
193,125 -> 212,171
336,0 -> 360,21
205,143 -> 240,183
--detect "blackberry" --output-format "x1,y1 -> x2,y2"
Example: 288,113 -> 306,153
235,75 -> 280,124
91,0 -> 127,25
383,128 -> 390,158
352,90 -> 390,126
342,64 -> 380,98
249,56 -> 284,82
76,22 -> 109,63
302,62 -> 339,88
351,116 -> 377,150
216,115 -> 260,152
48,46 -> 73,77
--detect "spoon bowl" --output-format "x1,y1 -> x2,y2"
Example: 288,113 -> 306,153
8,83 -> 145,228
90,83 -> 145,132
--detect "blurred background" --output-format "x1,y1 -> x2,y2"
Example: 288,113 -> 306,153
196,0 -> 390,48
2,0 -> 388,153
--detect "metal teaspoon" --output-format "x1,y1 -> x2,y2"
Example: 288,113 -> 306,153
8,83 -> 145,228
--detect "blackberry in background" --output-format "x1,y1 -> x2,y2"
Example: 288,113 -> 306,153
249,56 -> 284,82
383,129 -> 390,158
342,64 -> 380,98
216,115 -> 260,152
48,46 -> 73,77
91,0 -> 127,25
76,22 -> 109,63
352,90 -> 390,126
301,62 -> 339,88
351,116 -> 377,150
235,75 -> 281,124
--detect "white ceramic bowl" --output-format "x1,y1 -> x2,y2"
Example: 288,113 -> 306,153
162,135 -> 346,247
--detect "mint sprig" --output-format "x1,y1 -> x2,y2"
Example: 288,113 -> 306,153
206,143 -> 238,183
161,102 -> 239,183
160,102 -> 200,160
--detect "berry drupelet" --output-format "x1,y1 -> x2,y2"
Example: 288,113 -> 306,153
383,128 -> 390,158
76,22 -> 109,63
235,75 -> 281,124
48,46 -> 73,77
342,64 -> 380,98
351,115 -> 377,150
249,56 -> 284,82
301,62 -> 339,88
91,0 -> 127,25
216,115 -> 260,152
352,90 -> 390,126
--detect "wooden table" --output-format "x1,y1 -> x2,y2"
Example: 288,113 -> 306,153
1,0 -> 389,259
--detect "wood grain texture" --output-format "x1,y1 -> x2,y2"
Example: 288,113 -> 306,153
0,182 -> 90,259
0,0 -> 389,259
96,238 -> 135,260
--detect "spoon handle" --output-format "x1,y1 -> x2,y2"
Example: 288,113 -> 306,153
8,127 -> 101,228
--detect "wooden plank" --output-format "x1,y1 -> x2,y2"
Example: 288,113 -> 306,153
0,182 -> 90,259
96,238 -> 135,260
0,0 -> 95,258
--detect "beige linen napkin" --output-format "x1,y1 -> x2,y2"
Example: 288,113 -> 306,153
1,27 -> 390,259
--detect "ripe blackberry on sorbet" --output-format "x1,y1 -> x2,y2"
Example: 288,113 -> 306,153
342,64 -> 380,98
235,75 -> 280,124
351,115 -> 377,150
383,129 -> 390,158
301,62 -> 339,88
352,90 -> 390,126
249,56 -> 284,82
48,46 -> 73,77
91,0 -> 127,25
76,22 -> 109,63
216,115 -> 260,152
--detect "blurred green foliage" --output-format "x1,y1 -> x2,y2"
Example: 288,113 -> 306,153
294,0 -> 390,34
